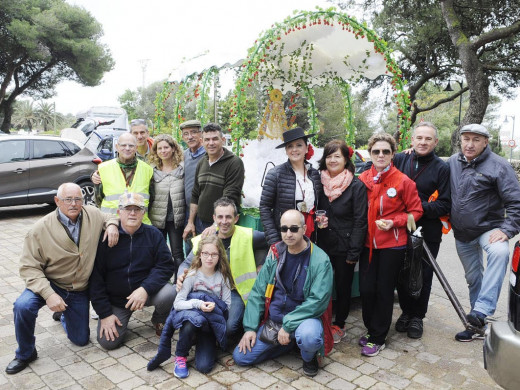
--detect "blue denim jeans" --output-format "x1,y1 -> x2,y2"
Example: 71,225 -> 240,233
232,318 -> 323,365
227,290 -> 245,337
455,229 -> 510,316
13,285 -> 89,360
175,321 -> 217,373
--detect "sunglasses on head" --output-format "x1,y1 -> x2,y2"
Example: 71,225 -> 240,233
371,149 -> 392,156
280,225 -> 302,233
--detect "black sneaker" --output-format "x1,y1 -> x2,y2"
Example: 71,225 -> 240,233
303,354 -> 319,377
407,317 -> 423,339
467,311 -> 486,328
455,329 -> 485,342
395,313 -> 410,332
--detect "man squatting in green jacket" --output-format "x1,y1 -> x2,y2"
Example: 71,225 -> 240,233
233,209 -> 333,378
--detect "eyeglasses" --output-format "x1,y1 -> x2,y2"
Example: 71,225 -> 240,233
200,252 -> 219,259
130,119 -> 147,126
119,144 -> 137,149
280,225 -> 302,233
182,129 -> 201,137
371,149 -> 392,156
120,206 -> 144,213
59,197 -> 83,205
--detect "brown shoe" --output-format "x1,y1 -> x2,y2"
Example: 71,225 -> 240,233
155,323 -> 164,337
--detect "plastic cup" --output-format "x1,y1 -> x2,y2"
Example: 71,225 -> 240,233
316,210 -> 326,228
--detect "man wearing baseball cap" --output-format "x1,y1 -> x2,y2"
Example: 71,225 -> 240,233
449,123 -> 520,341
89,193 -> 176,348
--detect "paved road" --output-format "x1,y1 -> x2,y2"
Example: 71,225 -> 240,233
0,204 -> 509,389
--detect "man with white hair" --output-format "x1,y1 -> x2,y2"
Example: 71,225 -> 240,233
6,183 -> 119,375
95,132 -> 154,224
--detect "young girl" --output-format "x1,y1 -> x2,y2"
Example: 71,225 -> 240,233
147,235 -> 234,378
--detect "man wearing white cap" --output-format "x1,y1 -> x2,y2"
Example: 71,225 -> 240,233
89,193 -> 176,349
449,123 -> 520,341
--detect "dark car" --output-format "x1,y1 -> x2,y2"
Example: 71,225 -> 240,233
84,129 -> 128,161
0,135 -> 100,207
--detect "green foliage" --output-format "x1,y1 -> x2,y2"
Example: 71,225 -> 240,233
0,0 -> 114,132
219,90 -> 259,139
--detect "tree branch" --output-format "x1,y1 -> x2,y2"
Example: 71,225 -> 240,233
482,64 -> 520,72
414,86 -> 468,114
472,20 -> 520,50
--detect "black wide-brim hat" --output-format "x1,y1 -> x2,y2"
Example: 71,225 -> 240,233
275,127 -> 316,149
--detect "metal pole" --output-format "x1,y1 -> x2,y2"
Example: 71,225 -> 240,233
512,116 -> 516,162
457,81 -> 463,126
53,102 -> 56,135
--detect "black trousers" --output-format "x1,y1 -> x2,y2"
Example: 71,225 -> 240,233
397,240 -> 440,319
330,255 -> 356,328
359,247 -> 405,345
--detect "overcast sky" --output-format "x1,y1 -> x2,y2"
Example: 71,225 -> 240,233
54,0 -> 330,115
50,1 -> 520,139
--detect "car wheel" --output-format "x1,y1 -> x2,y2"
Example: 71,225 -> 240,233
80,181 -> 96,206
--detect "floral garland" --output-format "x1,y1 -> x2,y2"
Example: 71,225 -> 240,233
231,7 -> 412,154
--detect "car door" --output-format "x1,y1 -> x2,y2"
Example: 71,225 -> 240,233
0,139 -> 29,206
96,136 -> 116,161
28,139 -> 78,204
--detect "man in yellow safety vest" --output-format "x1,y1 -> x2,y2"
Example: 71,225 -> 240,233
176,196 -> 268,341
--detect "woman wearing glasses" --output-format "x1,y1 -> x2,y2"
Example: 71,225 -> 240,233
316,140 -> 367,344
260,127 -> 322,245
357,133 -> 423,357
148,134 -> 186,271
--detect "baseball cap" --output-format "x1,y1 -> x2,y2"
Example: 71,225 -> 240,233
118,193 -> 145,209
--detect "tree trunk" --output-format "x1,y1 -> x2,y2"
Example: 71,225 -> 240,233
0,102 -> 14,133
440,0 -> 490,152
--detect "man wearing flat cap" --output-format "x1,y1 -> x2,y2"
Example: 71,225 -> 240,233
180,119 -> 206,253
89,193 -> 176,349
449,123 -> 520,342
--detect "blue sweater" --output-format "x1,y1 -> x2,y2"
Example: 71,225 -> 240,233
89,224 -> 174,319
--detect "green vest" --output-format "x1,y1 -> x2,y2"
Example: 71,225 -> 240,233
98,159 -> 153,225
192,225 -> 257,304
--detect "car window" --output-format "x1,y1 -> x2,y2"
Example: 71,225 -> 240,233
97,137 -> 113,153
0,140 -> 26,163
62,141 -> 81,155
32,140 -> 70,159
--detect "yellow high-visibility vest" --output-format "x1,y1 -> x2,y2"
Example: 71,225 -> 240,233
192,225 -> 257,304
98,159 -> 153,224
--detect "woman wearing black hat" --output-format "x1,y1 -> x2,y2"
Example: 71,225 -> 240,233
260,127 -> 322,245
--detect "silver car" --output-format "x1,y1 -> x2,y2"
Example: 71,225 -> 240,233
484,242 -> 520,390
0,134 -> 99,206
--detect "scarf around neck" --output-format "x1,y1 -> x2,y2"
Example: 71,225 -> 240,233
321,169 -> 354,202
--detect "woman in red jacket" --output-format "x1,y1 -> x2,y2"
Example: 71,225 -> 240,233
357,133 -> 423,357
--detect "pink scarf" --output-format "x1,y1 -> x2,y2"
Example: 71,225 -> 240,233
321,169 -> 354,202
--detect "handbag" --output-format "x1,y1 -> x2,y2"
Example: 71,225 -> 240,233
259,318 -> 283,345
399,214 -> 424,299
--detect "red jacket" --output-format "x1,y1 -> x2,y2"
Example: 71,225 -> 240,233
359,165 -> 423,250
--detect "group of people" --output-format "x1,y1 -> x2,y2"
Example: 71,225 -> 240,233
6,119 -> 520,381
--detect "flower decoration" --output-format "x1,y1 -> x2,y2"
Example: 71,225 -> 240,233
305,144 -> 314,160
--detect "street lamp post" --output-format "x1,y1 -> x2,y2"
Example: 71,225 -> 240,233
504,115 -> 516,162
444,80 -> 464,126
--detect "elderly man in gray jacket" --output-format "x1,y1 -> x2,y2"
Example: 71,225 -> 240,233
449,123 -> 520,342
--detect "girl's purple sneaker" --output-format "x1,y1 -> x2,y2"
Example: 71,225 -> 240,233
361,342 -> 385,357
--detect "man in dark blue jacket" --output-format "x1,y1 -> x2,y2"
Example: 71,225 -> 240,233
449,124 -> 520,342
393,122 -> 451,339
90,193 -> 175,349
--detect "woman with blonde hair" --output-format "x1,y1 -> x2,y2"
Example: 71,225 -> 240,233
357,132 -> 423,357
148,134 -> 185,269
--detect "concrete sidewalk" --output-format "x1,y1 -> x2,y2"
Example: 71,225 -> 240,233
0,205 -> 503,389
